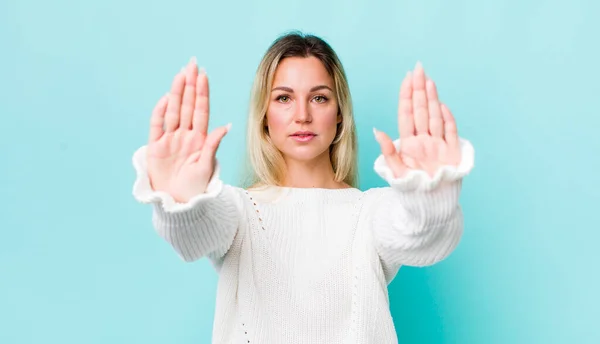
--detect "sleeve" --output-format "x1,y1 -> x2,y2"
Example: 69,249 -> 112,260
370,137 -> 475,282
131,145 -> 242,264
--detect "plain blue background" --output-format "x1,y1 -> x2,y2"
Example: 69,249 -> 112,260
1,0 -> 599,343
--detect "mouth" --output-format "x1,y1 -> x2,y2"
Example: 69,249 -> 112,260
290,131 -> 317,142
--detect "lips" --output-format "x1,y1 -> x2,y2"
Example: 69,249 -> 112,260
291,131 -> 316,137
290,131 -> 316,142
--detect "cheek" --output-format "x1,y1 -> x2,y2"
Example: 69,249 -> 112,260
266,113 -> 285,130
266,106 -> 292,138
314,106 -> 340,132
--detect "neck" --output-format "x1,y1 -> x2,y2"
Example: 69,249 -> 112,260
282,152 -> 347,189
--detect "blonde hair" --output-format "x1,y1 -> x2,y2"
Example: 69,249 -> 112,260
242,31 -> 358,189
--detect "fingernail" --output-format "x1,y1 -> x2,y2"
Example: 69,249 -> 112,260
415,60 -> 422,69
180,66 -> 186,74
199,67 -> 206,75
373,127 -> 380,141
190,56 -> 197,65
225,123 -> 232,132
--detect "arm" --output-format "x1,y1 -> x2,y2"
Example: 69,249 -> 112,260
370,137 -> 474,281
132,57 -> 239,264
370,61 -> 475,282
132,145 -> 241,263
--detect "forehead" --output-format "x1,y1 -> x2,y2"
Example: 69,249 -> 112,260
272,56 -> 334,89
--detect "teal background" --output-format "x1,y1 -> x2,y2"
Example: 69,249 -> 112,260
1,0 -> 598,343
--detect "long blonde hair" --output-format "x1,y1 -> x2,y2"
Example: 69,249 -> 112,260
242,31 -> 358,189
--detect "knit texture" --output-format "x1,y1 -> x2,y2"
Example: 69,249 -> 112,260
131,138 -> 475,344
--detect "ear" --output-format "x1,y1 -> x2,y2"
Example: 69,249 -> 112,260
337,112 -> 342,124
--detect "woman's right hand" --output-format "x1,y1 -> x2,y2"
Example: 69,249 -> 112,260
146,57 -> 231,203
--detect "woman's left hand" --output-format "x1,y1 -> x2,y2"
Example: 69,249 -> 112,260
374,61 -> 462,178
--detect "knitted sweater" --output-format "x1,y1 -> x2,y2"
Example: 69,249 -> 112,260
131,138 -> 475,344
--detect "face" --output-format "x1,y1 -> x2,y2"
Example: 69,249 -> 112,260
265,56 -> 341,164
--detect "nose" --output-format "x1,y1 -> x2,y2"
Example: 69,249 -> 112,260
293,101 -> 312,123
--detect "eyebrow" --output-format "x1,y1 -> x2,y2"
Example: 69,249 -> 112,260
271,85 -> 333,92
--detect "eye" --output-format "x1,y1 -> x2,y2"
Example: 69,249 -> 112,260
313,95 -> 328,103
276,95 -> 290,103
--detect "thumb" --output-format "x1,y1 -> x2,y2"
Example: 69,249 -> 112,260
197,123 -> 231,168
373,128 -> 407,179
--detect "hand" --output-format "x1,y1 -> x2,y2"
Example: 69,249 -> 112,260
374,61 -> 461,178
147,57 -> 231,203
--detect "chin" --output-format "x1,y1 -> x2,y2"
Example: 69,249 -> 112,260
279,145 -> 330,163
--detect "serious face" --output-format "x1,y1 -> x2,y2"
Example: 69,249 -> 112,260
265,56 -> 341,165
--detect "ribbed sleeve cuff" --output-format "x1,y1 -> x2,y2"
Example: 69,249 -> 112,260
150,188 -> 240,262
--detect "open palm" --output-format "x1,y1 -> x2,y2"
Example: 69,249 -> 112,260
147,58 -> 230,203
375,62 -> 461,178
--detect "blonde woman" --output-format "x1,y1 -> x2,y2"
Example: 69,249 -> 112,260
132,32 -> 474,343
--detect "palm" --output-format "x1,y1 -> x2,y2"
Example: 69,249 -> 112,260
397,135 -> 461,177
146,58 -> 230,203
148,129 -> 205,161
375,62 -> 461,178
147,130 -> 206,202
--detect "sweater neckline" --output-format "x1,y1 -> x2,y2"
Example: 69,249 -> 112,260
245,185 -> 363,204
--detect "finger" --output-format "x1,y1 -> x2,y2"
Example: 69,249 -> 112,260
441,103 -> 459,149
426,78 -> 444,138
412,61 -> 429,135
149,94 -> 168,142
197,123 -> 231,167
398,71 -> 414,138
374,128 -> 407,178
192,69 -> 210,135
165,71 -> 185,132
180,57 -> 198,130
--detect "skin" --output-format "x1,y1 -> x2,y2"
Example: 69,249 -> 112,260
374,61 -> 462,179
265,56 -> 345,189
145,57 -> 461,202
146,57 -> 230,203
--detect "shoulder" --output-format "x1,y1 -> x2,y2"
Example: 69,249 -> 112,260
355,186 -> 395,211
359,185 -> 392,199
214,184 -> 251,214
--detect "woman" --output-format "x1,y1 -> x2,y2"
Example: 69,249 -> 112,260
132,32 -> 474,343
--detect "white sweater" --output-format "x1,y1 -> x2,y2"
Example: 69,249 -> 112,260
131,138 -> 475,344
